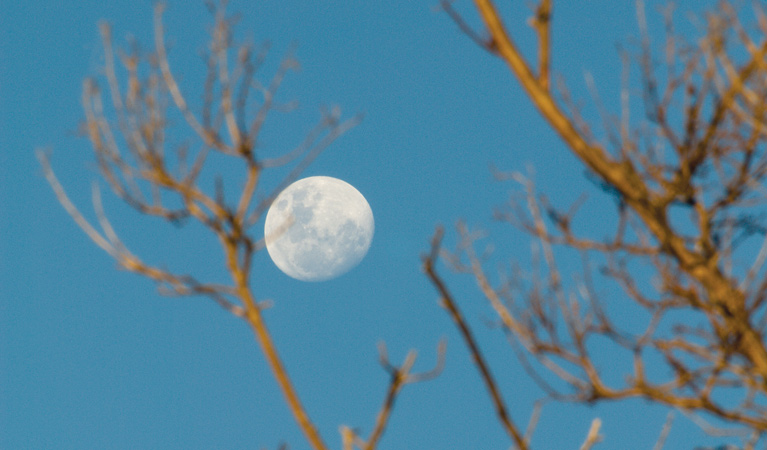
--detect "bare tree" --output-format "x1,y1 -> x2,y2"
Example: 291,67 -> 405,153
428,0 -> 767,448
38,3 -> 442,450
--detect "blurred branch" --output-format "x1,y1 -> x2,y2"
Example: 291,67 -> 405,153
37,150 -> 115,255
360,341 -> 445,450
530,0 -> 552,91
39,2 -> 377,450
652,413 -> 674,450
439,0 -> 498,54
440,0 -> 767,446
578,418 -> 602,450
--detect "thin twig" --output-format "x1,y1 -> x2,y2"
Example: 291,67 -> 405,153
532,0 -> 552,90
423,227 -> 528,449
37,150 -> 114,255
579,418 -> 603,450
439,0 -> 497,54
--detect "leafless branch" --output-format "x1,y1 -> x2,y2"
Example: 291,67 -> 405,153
578,418 -> 603,450
423,226 -> 528,449
439,0 -> 497,54
438,0 -> 767,447
39,3 -> 377,450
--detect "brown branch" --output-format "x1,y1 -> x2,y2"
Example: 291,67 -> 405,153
423,226 -> 528,449
364,346 -> 416,450
247,50 -> 299,143
531,0 -> 551,91
473,0 -> 767,388
37,150 -> 115,255
154,3 -> 222,151
247,112 -> 363,226
42,4 -> 369,449
439,0 -> 497,54
471,0 -> 630,187
360,341 -> 445,450
440,0 -> 767,444
228,247 -> 328,450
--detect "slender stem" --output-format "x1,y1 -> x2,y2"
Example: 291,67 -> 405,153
244,304 -> 327,450
471,0 -> 643,199
423,228 -> 527,449
363,363 -> 410,450
226,244 -> 328,450
534,0 -> 552,91
472,0 -> 767,382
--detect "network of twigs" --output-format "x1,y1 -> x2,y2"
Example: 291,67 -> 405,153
38,2 -> 443,450
427,1 -> 767,449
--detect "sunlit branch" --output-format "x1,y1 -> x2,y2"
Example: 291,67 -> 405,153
37,150 -> 115,255
359,341 -> 445,450
531,0 -> 551,91
154,3 -> 222,151
225,237 -> 329,450
247,112 -> 363,226
578,418 -> 603,450
439,0 -> 497,54
247,50 -> 299,143
41,3 -> 371,449
441,1 -> 767,442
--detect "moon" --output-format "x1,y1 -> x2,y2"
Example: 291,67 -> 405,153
264,176 -> 374,282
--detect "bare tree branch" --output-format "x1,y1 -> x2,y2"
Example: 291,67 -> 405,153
438,1 -> 767,447
38,3 -> 384,450
423,226 -> 528,449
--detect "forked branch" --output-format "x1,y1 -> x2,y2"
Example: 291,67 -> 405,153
38,3 -> 377,450
439,0 -> 767,446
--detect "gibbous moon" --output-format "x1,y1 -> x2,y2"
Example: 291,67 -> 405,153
264,176 -> 374,282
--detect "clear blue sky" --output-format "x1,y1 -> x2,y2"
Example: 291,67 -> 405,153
2,0 -> 740,449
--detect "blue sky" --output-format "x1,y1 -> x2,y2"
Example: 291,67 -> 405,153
2,0 -> 745,449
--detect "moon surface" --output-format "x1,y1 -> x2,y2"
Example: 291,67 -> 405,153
264,176 -> 374,282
